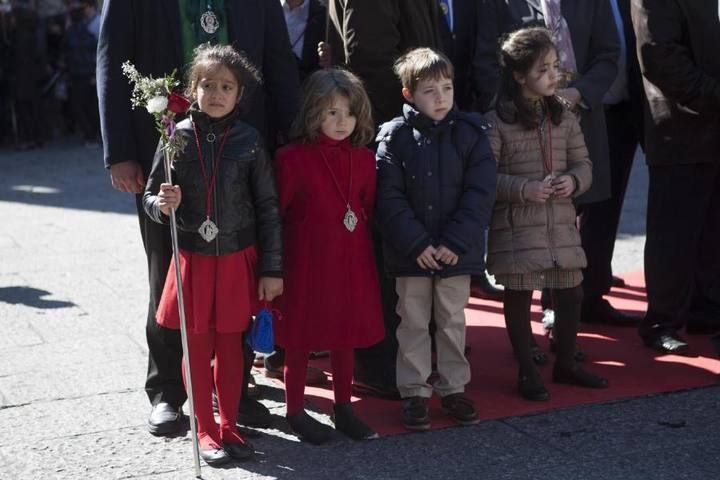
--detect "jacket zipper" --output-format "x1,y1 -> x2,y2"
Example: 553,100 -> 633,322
209,129 -> 220,256
540,122 -> 558,267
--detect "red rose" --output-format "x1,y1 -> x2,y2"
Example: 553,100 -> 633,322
167,92 -> 192,114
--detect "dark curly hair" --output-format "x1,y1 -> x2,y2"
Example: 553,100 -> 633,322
185,43 -> 262,102
496,26 -> 564,129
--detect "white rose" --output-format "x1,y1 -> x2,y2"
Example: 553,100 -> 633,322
146,96 -> 168,114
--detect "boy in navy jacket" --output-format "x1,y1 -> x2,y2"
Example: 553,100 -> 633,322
376,47 -> 496,431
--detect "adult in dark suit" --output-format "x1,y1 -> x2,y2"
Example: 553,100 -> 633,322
632,0 -> 720,354
474,0 -> 618,205
97,0 -> 299,435
328,0 -> 443,126
327,0 -> 443,397
578,0 -> 643,326
282,0 -> 328,84
436,0 -> 478,111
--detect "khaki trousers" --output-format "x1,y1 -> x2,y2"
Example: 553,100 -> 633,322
395,275 -> 471,398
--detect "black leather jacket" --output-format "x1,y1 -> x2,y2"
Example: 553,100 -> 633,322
143,108 -> 282,277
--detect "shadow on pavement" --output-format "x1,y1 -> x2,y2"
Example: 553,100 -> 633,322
0,286 -> 76,309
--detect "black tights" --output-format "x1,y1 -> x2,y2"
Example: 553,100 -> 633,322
503,286 -> 583,375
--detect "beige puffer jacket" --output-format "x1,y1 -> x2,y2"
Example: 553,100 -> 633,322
486,109 -> 592,275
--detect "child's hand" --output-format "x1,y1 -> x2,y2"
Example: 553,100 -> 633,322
434,245 -> 459,266
318,41 -> 332,69
158,183 -> 181,215
417,245 -> 441,270
258,277 -> 284,302
523,180 -> 554,203
551,175 -> 576,198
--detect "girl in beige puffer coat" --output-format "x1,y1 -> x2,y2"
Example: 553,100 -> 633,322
486,27 -> 608,402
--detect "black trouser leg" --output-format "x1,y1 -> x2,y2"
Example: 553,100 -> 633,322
136,195 -> 186,409
503,289 -> 535,375
551,286 -> 583,370
580,103 -> 639,301
641,163 -> 720,338
353,223 -> 399,388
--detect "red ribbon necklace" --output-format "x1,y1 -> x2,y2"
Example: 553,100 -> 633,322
192,122 -> 231,242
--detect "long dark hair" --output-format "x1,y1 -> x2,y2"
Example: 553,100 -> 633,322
496,27 -> 564,129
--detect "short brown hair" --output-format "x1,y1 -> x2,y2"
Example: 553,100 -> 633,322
291,68 -> 374,146
393,48 -> 454,93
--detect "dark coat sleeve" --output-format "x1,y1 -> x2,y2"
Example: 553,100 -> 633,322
472,0 -> 506,113
330,0 -> 403,124
439,130 -> 497,256
96,0 -> 136,168
571,0 -> 620,108
262,0 -> 302,137
632,0 -> 720,116
250,143 -> 283,277
376,134 -> 433,261
142,141 -> 171,225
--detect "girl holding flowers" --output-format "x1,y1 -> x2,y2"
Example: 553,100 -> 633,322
142,44 -> 283,466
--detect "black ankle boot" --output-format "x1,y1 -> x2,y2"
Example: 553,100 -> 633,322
518,371 -> 549,401
333,403 -> 379,440
553,365 -> 608,388
286,410 -> 334,445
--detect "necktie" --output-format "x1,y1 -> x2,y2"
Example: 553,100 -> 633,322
540,0 -> 577,81
439,0 -> 453,32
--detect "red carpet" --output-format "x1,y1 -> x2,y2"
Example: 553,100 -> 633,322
277,271 -> 720,435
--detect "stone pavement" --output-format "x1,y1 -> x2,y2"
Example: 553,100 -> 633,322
1,139 -> 718,480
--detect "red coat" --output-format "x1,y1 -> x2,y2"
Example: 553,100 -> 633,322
274,135 -> 384,350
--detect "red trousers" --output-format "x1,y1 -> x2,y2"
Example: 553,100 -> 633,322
284,348 -> 353,416
183,331 -> 247,448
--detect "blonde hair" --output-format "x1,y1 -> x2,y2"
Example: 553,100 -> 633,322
291,68 -> 374,146
393,47 -> 454,93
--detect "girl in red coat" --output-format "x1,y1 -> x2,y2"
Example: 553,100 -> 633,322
275,68 -> 384,444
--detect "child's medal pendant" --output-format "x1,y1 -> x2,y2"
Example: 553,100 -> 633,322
200,9 -> 220,34
199,216 -> 219,242
343,205 -> 358,232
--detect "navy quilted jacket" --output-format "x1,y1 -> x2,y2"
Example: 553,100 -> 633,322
376,104 -> 497,278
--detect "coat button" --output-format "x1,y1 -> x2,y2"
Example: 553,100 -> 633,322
427,171 -> 432,176
428,205 -> 433,210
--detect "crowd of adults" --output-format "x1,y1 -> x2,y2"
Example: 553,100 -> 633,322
5,0 -> 719,434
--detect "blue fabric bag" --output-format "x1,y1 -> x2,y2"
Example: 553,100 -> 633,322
246,307 -> 275,354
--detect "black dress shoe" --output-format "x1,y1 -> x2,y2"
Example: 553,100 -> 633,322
643,332 -> 690,355
287,410 -> 334,444
238,397 -> 273,428
224,441 -> 255,461
610,275 -> 626,288
147,402 -> 184,436
582,299 -> 640,327
200,446 -> 231,467
470,274 -> 504,301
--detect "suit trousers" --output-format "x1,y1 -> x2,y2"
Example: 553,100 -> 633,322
395,275 -> 471,398
640,162 -> 720,337
579,102 -> 640,300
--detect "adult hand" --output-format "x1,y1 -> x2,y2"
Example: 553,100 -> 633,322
258,277 -> 284,301
416,245 -> 441,270
556,87 -> 581,109
434,245 -> 458,266
523,179 -> 554,203
158,183 -> 181,215
551,175 -> 576,198
110,161 -> 145,194
318,41 -> 332,69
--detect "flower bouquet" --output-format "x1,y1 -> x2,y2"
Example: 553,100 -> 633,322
122,61 -> 192,159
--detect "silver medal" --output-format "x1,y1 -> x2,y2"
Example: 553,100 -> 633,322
200,10 -> 220,34
199,217 -> 219,242
343,207 -> 358,232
